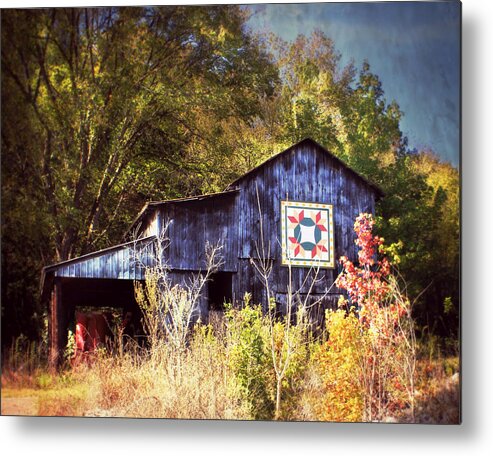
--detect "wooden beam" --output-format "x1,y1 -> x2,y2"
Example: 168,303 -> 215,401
48,278 -> 65,369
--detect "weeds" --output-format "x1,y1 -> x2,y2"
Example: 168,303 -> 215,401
2,317 -> 459,421
1,214 -> 459,422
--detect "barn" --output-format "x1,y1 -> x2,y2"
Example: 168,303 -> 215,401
41,138 -> 383,364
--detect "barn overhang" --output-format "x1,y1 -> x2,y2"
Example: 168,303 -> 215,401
41,236 -> 156,295
41,236 -> 156,366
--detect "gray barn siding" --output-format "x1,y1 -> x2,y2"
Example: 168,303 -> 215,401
232,141 -> 377,307
162,194 -> 238,272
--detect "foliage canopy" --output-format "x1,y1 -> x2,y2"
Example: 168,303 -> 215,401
1,6 -> 459,345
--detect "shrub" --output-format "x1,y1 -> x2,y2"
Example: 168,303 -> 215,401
316,307 -> 365,422
225,296 -> 274,420
225,293 -> 311,421
133,233 -> 222,356
317,213 -> 416,422
268,309 -> 309,420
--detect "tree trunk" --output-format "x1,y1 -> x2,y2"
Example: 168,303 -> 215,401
275,377 -> 283,420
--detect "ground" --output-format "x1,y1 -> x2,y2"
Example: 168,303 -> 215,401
1,391 -> 38,416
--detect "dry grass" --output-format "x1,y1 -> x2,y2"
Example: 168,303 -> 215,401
82,337 -> 249,419
295,359 -> 325,421
292,351 -> 460,424
1,375 -> 92,417
412,356 -> 460,424
1,327 -> 460,422
2,326 -> 250,420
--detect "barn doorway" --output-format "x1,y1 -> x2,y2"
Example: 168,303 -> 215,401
52,277 -> 145,362
208,272 -> 233,313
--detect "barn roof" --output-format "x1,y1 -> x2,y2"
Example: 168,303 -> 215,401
225,138 -> 384,197
125,188 -> 239,239
40,235 -> 156,301
127,138 -> 383,238
42,235 -> 156,274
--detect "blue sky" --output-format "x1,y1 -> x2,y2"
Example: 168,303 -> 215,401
245,2 -> 461,167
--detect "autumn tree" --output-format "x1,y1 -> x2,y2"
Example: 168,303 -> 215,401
229,31 -> 459,341
1,12 -> 459,347
2,6 -> 278,260
1,6 -> 279,343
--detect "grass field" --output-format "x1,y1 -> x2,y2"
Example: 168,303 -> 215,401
1,329 -> 460,423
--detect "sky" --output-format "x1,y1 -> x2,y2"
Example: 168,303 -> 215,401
245,1 -> 461,167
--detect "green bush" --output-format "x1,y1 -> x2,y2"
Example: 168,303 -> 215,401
225,297 -> 274,420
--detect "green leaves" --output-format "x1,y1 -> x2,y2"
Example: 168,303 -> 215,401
1,7 -> 458,347
2,6 -> 280,344
2,6 -> 279,259
226,302 -> 274,419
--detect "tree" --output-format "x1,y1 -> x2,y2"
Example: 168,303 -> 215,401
1,6 -> 278,261
1,6 -> 279,343
268,31 -> 356,157
378,151 -> 459,339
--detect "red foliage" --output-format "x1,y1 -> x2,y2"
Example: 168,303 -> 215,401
335,213 -> 404,331
330,213 -> 413,420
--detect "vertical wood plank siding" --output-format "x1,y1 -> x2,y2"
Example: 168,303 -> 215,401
46,140 -> 378,318
163,193 -> 238,272
147,141 -> 378,310
232,141 -> 376,306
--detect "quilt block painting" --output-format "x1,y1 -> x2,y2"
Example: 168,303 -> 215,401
281,201 -> 334,268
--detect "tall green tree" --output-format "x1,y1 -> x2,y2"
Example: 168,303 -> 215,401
1,6 -> 278,261
224,31 -> 459,340
1,6 -> 278,342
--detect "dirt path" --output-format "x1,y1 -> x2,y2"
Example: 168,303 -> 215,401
1,396 -> 38,416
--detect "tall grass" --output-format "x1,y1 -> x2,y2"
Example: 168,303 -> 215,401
2,334 -> 48,388
2,317 -> 458,422
80,326 -> 249,419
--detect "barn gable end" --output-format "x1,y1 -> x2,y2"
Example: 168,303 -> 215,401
229,138 -> 380,309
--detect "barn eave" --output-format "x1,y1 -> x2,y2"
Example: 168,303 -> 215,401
124,187 -> 240,240
40,235 -> 157,302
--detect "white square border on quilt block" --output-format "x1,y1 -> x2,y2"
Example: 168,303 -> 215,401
280,200 -> 334,268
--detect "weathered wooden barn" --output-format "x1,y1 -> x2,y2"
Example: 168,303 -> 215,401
41,138 -> 383,363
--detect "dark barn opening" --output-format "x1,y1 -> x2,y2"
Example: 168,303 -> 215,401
46,277 -> 143,362
208,272 -> 233,312
50,278 -> 144,359
41,236 -> 156,365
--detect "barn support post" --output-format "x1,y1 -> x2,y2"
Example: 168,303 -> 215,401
49,278 -> 70,370
48,278 -> 60,369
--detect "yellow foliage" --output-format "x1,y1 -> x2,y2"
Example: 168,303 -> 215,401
316,309 -> 365,422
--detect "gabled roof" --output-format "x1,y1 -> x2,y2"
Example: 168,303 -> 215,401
125,188 -> 239,239
127,138 -> 383,239
226,138 -> 384,197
